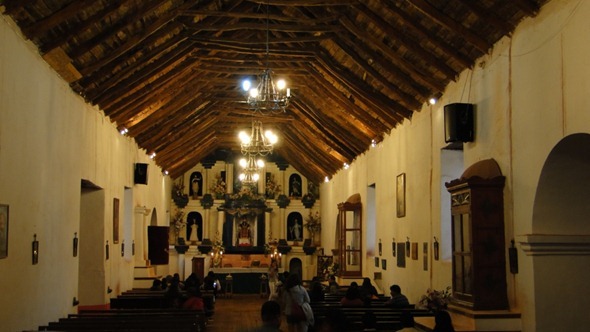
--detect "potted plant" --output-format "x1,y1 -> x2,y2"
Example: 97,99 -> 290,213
171,209 -> 186,244
419,286 -> 452,312
265,174 -> 281,199
304,211 -> 321,245
172,182 -> 189,208
210,175 -> 226,200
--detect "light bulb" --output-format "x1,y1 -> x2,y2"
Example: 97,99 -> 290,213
276,79 -> 286,90
249,88 -> 259,98
265,131 -> 278,144
239,173 -> 246,181
242,80 -> 251,92
239,131 -> 251,144
257,159 -> 265,168
253,173 -> 260,181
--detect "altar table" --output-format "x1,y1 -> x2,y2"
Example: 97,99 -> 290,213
211,267 -> 280,294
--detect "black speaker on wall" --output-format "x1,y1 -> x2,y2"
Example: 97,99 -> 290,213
134,163 -> 148,185
444,103 -> 474,143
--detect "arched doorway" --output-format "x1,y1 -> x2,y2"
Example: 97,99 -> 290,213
524,133 -> 590,331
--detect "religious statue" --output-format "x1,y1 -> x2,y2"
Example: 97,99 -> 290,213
189,222 -> 199,244
238,219 -> 251,246
191,178 -> 199,200
290,218 -> 302,241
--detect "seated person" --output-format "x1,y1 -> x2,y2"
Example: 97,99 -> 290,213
360,277 -> 379,301
309,279 -> 325,303
384,284 -> 410,308
340,282 -> 364,307
182,287 -> 205,312
328,275 -> 340,294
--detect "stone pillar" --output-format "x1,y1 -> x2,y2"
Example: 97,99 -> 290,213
174,244 -> 189,280
134,206 -> 150,266
265,211 -> 272,241
217,210 -> 225,241
226,163 -> 234,194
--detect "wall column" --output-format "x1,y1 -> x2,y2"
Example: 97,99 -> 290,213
134,206 -> 150,266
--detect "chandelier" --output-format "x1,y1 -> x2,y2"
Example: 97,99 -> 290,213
238,156 -> 265,185
238,120 -> 277,157
241,1 -> 290,113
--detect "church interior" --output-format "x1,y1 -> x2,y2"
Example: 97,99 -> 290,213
2,0 -> 590,331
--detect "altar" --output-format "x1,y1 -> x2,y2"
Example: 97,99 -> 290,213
211,267 -> 281,294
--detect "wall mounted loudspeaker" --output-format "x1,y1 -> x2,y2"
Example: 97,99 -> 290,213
134,163 -> 148,185
444,103 -> 474,143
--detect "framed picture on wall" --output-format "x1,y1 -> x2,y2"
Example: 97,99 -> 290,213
0,204 -> 8,259
396,173 -> 406,218
113,198 -> 120,244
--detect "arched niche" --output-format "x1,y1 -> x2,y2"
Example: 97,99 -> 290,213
287,211 -> 304,242
186,211 -> 203,244
288,174 -> 302,197
190,172 -> 203,198
532,133 -> 590,234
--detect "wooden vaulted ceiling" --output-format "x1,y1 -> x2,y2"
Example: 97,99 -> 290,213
1,0 -> 549,183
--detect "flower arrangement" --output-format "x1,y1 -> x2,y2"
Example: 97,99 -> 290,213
210,175 -> 226,199
171,209 -> 186,239
304,211 -> 321,233
172,182 -> 189,208
231,186 -> 264,202
321,261 -> 339,280
265,174 -> 281,198
419,286 -> 452,311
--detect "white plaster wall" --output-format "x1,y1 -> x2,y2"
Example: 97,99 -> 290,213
0,16 -> 167,332
320,0 -> 590,330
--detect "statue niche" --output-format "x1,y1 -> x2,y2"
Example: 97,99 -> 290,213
237,216 -> 253,246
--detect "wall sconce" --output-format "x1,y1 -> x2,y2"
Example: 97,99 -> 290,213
73,232 -> 78,257
121,240 -> 125,257
72,297 -> 80,306
105,240 -> 109,260
107,286 -> 113,294
433,237 -> 439,261
405,237 -> 410,257
32,234 -> 39,265
509,239 -> 518,274
392,237 -> 396,257
378,239 -> 382,256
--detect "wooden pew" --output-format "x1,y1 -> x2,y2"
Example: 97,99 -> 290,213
38,308 -> 206,332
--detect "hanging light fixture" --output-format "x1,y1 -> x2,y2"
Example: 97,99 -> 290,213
238,156 -> 265,184
241,1 -> 290,113
238,120 -> 278,157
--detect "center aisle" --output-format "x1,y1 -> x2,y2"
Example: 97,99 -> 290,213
207,294 -> 287,331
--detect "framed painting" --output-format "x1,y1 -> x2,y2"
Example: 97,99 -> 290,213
113,198 -> 120,244
411,242 -> 418,260
396,242 -> 406,268
396,173 -> 406,218
0,204 -> 8,259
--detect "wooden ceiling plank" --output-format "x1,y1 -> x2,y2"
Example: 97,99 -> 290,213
181,10 -> 339,24
379,1 -> 473,68
338,15 -> 446,93
407,0 -> 490,53
75,32 -> 190,94
301,64 -> 390,135
22,0 -> 96,38
332,34 -> 423,111
95,50 -> 195,110
455,0 -> 514,33
39,0 -> 127,54
354,3 -> 458,80
312,51 -> 410,122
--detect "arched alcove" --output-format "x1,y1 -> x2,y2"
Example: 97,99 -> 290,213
532,133 -> 590,234
524,133 -> 590,331
286,211 -> 303,242
186,211 -> 203,244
